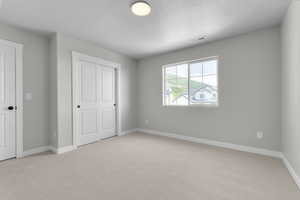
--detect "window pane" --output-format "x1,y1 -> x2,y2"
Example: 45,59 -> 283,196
165,66 -> 177,79
164,79 -> 188,105
203,75 -> 217,87
203,60 -> 217,75
177,64 -> 188,78
189,61 -> 218,105
190,62 -> 203,77
190,77 -> 203,90
164,64 -> 188,105
190,77 -> 217,104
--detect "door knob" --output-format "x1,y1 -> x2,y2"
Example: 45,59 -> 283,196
8,106 -> 14,110
77,105 -> 80,108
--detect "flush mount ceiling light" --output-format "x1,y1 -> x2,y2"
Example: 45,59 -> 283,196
131,1 -> 151,16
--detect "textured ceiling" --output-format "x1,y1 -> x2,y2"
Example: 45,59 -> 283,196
0,0 -> 291,58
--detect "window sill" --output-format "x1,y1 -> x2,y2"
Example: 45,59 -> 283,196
162,103 -> 219,108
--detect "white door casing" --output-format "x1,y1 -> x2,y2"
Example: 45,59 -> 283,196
72,52 -> 121,147
0,39 -> 23,161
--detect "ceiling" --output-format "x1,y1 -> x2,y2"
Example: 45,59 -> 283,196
0,0 -> 291,59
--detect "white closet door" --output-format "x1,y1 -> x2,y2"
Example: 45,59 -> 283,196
77,61 -> 101,146
0,43 -> 16,161
74,56 -> 116,146
99,67 -> 116,139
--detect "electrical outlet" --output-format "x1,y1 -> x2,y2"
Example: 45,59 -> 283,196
257,131 -> 263,139
145,120 -> 149,125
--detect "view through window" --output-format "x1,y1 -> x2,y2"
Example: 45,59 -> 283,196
163,58 -> 218,106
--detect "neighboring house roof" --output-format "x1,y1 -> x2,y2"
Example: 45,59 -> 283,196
173,84 -> 217,102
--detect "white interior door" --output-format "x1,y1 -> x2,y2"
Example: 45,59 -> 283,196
99,67 -> 116,139
0,43 -> 16,161
74,55 -> 116,146
77,61 -> 101,146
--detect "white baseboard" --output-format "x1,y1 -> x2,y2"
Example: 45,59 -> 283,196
22,146 -> 52,157
50,129 -> 138,155
281,154 -> 300,190
119,129 -> 138,136
137,128 -> 282,158
48,146 -> 58,154
55,145 -> 77,154
22,145 -> 76,156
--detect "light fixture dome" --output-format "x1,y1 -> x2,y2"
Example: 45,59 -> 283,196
131,1 -> 151,16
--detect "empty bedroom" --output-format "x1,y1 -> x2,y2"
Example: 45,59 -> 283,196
0,0 -> 299,199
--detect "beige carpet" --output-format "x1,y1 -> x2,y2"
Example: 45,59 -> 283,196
0,132 -> 299,200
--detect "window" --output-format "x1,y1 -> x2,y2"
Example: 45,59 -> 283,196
163,57 -> 218,106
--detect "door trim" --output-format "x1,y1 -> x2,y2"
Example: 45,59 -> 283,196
71,51 -> 122,148
0,39 -> 23,158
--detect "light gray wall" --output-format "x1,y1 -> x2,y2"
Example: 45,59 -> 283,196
137,27 -> 282,151
56,33 -> 138,148
0,23 -> 50,151
281,1 -> 300,177
49,34 -> 58,148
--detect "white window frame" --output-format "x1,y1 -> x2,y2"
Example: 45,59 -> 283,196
162,56 -> 219,107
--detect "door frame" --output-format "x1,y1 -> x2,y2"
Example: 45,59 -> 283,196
0,39 -> 23,158
71,51 -> 122,148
